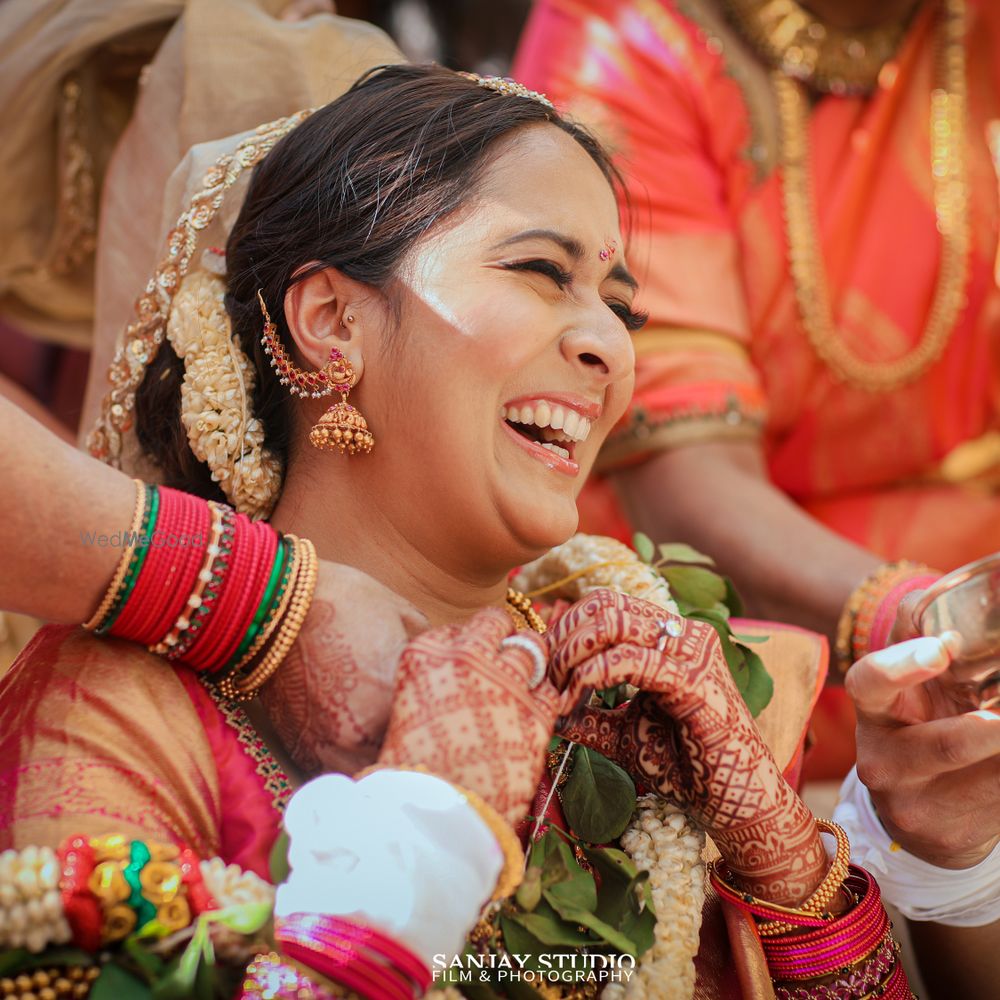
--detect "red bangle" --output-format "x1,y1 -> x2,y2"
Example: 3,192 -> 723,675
212,519 -> 278,670
111,487 -> 196,641
188,513 -> 261,670
116,488 -> 210,644
178,506 -> 237,667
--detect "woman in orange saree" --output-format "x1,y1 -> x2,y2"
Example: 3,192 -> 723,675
513,0 -> 1000,779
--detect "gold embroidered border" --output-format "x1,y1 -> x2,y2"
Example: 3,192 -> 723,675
205,685 -> 293,814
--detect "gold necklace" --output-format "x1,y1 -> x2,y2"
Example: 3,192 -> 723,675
725,0 -> 916,95
505,588 -> 547,634
775,0 -> 970,392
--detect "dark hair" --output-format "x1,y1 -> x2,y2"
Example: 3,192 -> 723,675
136,64 -> 622,500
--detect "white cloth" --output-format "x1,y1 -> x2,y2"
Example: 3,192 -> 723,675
834,766 -> 1000,927
274,770 -> 503,964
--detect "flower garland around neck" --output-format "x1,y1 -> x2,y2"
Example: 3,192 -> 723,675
431,534 -> 772,1000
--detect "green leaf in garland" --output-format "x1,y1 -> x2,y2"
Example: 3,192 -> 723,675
515,865 -> 543,912
90,963 -> 152,1000
583,846 -> 657,957
0,948 -> 94,977
268,830 -> 290,885
502,904 -> 592,948
560,747 -> 636,844
656,543 -> 715,566
723,575 -> 745,616
661,564 -> 728,609
736,643 -> 774,717
632,532 -> 655,563
124,935 -> 167,983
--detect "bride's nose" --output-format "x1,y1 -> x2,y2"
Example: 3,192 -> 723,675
560,312 -> 635,387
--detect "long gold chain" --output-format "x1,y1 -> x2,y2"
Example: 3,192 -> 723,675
776,0 -> 969,392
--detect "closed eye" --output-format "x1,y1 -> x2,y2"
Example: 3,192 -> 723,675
502,259 -> 647,331
501,259 -> 573,287
608,302 -> 648,332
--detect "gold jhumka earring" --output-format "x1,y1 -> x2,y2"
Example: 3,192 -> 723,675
257,291 -> 375,455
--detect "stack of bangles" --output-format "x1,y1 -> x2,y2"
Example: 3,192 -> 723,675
81,480 -> 317,701
834,560 -> 939,672
0,837 -> 431,1000
710,821 -> 912,999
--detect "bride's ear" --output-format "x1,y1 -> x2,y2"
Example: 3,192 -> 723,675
282,265 -> 375,381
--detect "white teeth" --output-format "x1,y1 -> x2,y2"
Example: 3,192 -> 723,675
501,401 -> 593,443
539,442 -> 570,459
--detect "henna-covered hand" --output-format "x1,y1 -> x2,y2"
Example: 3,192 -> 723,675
378,609 -> 560,826
548,590 -> 826,906
260,561 -> 429,776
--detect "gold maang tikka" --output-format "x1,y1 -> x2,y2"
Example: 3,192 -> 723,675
257,290 -> 374,455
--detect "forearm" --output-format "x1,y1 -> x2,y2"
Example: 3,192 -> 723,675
907,917 -> 1000,999
0,395 -> 134,623
611,440 -> 878,638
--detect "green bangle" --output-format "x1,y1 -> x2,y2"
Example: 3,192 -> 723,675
222,537 -> 289,674
98,485 -> 158,635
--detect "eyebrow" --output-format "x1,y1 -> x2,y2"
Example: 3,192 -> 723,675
491,228 -> 639,291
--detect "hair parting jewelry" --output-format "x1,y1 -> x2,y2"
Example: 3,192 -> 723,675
456,71 -> 555,110
256,290 -> 375,455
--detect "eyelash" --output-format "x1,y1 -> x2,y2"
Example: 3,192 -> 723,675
503,260 -> 648,332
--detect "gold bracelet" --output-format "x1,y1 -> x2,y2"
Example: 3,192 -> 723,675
221,536 -> 317,702
229,536 -> 300,674
81,479 -> 146,631
757,820 -> 852,937
355,763 -> 525,902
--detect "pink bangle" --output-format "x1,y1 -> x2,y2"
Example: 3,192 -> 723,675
761,868 -> 894,981
275,913 -> 429,1000
867,574 -> 939,655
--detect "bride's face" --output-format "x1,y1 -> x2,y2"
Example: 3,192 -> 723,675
363,124 -> 637,571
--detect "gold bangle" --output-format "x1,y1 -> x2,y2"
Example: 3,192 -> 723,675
81,479 -> 146,631
230,536 -> 301,673
355,763 -> 525,901
756,820 -> 852,937
222,536 -> 317,702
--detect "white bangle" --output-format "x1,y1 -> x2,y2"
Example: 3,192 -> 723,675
833,766 -> 1000,927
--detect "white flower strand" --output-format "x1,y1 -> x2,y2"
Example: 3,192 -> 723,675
516,535 -> 705,1000
514,534 -> 679,616
167,269 -> 283,520
607,797 -> 705,1000
0,846 -> 72,953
